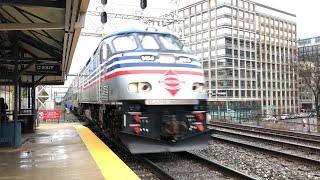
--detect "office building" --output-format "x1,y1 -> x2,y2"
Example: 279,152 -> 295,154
297,36 -> 320,111
169,0 -> 298,115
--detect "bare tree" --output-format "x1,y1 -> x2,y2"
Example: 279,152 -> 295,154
295,59 -> 320,130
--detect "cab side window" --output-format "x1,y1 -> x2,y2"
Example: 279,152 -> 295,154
100,43 -> 111,63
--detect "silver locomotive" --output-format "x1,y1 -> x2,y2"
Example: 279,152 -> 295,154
65,27 -> 211,153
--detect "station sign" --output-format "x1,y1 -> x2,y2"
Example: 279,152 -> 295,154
35,64 -> 60,72
38,110 -> 60,120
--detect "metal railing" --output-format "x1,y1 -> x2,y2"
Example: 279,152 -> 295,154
210,113 -> 319,133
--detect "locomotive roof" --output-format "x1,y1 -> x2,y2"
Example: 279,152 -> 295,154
102,26 -> 176,41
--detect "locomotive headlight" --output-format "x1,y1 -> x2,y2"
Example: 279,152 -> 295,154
128,83 -> 139,93
198,84 -> 205,92
128,82 -> 152,93
179,56 -> 191,63
192,83 -> 205,93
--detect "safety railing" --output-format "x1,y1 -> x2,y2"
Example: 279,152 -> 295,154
210,113 -> 319,133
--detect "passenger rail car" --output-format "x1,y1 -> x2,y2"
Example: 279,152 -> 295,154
65,27 -> 211,154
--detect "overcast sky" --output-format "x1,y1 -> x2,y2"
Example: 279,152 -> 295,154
62,0 -> 320,88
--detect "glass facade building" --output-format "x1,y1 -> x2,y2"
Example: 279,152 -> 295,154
170,0 -> 298,115
298,36 -> 320,110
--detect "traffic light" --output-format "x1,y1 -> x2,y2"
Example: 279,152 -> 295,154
101,11 -> 107,24
101,0 -> 107,6
140,0 -> 147,9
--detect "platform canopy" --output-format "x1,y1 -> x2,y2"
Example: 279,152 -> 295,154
0,0 -> 89,86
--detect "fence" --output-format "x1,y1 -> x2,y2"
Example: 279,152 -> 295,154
210,114 -> 319,133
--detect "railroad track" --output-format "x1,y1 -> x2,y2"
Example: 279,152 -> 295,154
208,121 -> 320,150
208,122 -> 320,167
85,122 -> 160,179
139,151 -> 256,180
71,109 -> 160,180
83,120 -> 253,180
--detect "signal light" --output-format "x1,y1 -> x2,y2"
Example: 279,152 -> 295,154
192,85 -> 197,91
197,113 -> 204,121
197,125 -> 204,132
128,82 -> 151,93
142,84 -> 148,91
134,127 -> 141,134
101,0 -> 107,5
133,115 -> 140,122
140,82 -> 151,92
101,11 -> 107,24
192,83 -> 205,92
140,0 -> 147,9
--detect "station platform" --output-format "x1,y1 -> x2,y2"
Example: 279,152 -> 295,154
0,123 -> 139,180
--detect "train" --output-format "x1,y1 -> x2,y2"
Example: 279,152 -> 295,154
64,26 -> 212,154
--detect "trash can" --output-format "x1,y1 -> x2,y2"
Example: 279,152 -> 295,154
19,115 -> 34,133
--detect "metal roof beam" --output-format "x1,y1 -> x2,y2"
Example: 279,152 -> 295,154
0,23 -> 64,31
34,75 -> 45,86
18,59 -> 37,78
0,0 -> 66,9
0,60 -> 58,65
19,33 -> 62,58
0,57 -> 59,61
24,71 -> 60,76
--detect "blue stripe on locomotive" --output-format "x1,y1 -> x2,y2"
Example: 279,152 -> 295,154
105,55 -> 199,66
107,62 -> 201,72
81,56 -> 202,86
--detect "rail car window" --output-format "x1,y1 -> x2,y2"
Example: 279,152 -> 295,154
138,35 -> 160,49
92,54 -> 99,70
158,35 -> 183,51
100,43 -> 111,62
112,35 -> 137,52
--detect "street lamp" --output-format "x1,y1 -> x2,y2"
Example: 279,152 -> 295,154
218,91 -> 228,112
208,91 -> 229,119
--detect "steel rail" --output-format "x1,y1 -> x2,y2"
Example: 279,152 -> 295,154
134,155 -> 176,180
209,121 -> 320,142
178,151 -> 256,180
211,128 -> 320,153
71,109 -> 170,179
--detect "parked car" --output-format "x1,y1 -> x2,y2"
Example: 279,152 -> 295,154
299,113 -> 309,118
280,114 -> 290,120
263,115 -> 277,121
293,114 -> 300,119
309,112 -> 317,117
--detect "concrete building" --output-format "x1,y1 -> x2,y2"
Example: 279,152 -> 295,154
297,36 -> 320,111
169,0 -> 298,116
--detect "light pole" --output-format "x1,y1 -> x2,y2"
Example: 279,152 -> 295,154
277,89 -> 281,115
226,91 -> 228,113
218,91 -> 228,112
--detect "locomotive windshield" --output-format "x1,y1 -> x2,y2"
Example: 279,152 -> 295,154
158,34 -> 182,51
112,35 -> 137,52
138,33 -> 183,51
112,33 -> 184,52
138,35 -> 160,49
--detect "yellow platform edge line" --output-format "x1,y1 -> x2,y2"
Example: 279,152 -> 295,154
73,125 -> 140,180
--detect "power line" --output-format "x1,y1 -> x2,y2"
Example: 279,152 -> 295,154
86,11 -> 184,26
